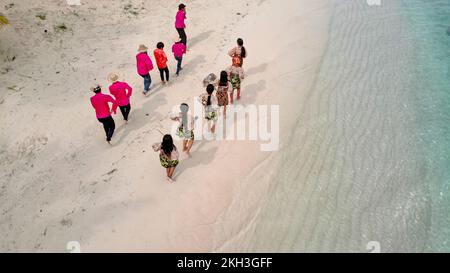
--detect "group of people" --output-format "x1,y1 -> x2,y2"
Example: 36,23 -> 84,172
89,4 -> 248,182
90,4 -> 188,143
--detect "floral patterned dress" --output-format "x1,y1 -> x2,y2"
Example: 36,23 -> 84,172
216,82 -> 230,106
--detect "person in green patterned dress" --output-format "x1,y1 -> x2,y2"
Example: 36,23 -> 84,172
198,84 -> 219,134
152,134 -> 179,182
227,64 -> 245,104
171,103 -> 195,157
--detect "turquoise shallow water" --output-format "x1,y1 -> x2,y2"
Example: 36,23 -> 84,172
401,0 -> 450,251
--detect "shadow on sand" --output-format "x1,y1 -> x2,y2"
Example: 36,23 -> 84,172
242,80 -> 266,104
189,30 -> 214,49
113,91 -> 167,145
172,140 -> 218,180
246,63 -> 268,76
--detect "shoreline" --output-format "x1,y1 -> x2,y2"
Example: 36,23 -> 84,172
216,0 -> 436,252
210,0 -> 334,252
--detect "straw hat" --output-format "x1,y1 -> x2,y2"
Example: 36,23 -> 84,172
108,73 -> 119,82
138,44 -> 148,52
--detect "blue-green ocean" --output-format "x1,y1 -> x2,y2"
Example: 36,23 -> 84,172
403,0 -> 450,251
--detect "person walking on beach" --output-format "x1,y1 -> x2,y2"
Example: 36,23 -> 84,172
228,38 -> 247,68
152,134 -> 179,183
154,42 -> 170,84
171,103 -> 195,157
108,73 -> 133,123
172,38 -> 187,76
199,84 -> 219,134
136,44 -> 154,95
216,71 -> 231,117
90,85 -> 118,144
227,64 -> 245,104
175,4 -> 187,46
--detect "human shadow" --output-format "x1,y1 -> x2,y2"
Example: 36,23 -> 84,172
242,80 -> 266,104
189,30 -> 214,49
246,63 -> 268,76
113,92 -> 167,145
169,54 -> 206,84
146,81 -> 166,96
172,141 -> 218,180
181,54 -> 207,75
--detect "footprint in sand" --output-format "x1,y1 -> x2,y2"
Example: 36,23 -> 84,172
16,136 -> 48,159
60,218 -> 73,227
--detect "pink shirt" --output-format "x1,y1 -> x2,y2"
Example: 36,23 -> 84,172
109,81 -> 133,106
90,93 -> 118,119
136,52 -> 154,76
172,42 -> 186,57
175,10 -> 186,29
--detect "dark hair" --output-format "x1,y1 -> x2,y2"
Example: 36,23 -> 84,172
206,84 -> 214,106
161,134 -> 175,156
237,38 -> 246,58
179,4 -> 186,10
93,86 -> 101,93
157,42 -> 164,49
219,71 -> 228,86
180,103 -> 189,112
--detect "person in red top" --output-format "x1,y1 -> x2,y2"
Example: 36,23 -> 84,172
108,73 -> 133,123
154,42 -> 170,84
90,85 -> 118,143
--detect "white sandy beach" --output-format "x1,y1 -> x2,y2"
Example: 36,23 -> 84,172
0,0 -> 331,252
